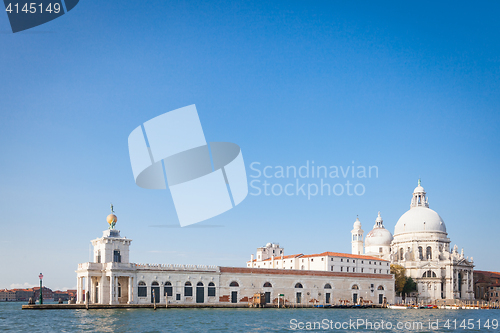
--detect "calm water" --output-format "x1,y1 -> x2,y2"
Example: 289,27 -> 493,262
0,302 -> 499,332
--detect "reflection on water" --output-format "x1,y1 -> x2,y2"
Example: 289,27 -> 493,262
1,302 -> 499,332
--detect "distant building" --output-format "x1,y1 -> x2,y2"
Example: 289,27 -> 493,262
12,289 -> 34,301
33,287 -> 53,301
66,289 -> 77,299
52,290 -> 70,301
474,271 -> 500,301
0,289 -> 16,301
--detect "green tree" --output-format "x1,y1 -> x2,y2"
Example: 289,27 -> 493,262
403,277 -> 417,298
390,264 -> 406,296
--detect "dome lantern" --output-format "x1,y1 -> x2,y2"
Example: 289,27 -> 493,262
411,178 -> 429,208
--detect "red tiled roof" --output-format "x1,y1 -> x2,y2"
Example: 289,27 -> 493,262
249,254 -> 303,262
301,252 -> 389,262
475,270 -> 500,277
221,266 -> 393,279
248,251 -> 388,262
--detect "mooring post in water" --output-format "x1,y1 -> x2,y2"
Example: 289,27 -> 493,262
153,289 -> 156,310
85,291 -> 89,310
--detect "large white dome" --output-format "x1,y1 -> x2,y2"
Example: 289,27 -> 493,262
365,227 -> 393,246
394,206 -> 446,235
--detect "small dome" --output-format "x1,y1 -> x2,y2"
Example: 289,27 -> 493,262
414,185 -> 425,193
365,212 -> 393,246
353,217 -> 362,229
266,242 -> 272,247
107,214 -> 117,225
394,207 -> 446,235
365,228 -> 393,246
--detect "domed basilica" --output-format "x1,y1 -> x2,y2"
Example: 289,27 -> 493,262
351,180 -> 474,302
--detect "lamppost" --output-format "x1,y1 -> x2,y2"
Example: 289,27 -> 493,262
38,273 -> 43,305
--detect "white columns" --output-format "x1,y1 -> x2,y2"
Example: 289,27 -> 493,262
109,274 -> 114,305
128,276 -> 133,304
115,276 -> 118,303
99,275 -> 104,304
77,276 -> 82,304
86,275 -> 91,304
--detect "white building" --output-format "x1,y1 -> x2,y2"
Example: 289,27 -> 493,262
76,213 -> 394,306
352,180 -> 475,302
247,243 -> 390,275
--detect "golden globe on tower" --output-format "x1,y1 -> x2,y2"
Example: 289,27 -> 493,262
107,204 -> 117,229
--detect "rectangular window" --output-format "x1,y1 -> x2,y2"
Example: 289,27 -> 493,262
330,266 -> 333,271
176,294 -> 181,300
347,267 -> 349,272
353,268 -> 356,272
185,286 -> 193,297
138,287 -> 147,297
164,286 -> 172,297
341,267 -> 343,272
113,250 -> 121,263
361,268 -> 364,273
208,287 -> 216,297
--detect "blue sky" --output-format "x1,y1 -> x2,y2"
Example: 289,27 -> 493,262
1,1 -> 499,290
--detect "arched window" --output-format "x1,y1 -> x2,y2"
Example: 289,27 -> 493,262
263,282 -> 272,288
352,285 -> 359,290
197,282 -> 204,286
152,281 -> 159,286
164,281 -> 172,297
184,282 -> 193,297
117,282 -> 122,298
426,246 -> 432,260
377,285 -> 384,290
399,248 -> 403,261
138,281 -> 147,297
418,247 -> 423,260
229,281 -> 239,287
295,283 -> 303,288
208,282 -> 216,297
324,284 -> 332,289
423,271 -> 427,278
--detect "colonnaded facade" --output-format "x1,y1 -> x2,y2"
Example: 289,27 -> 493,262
349,180 -> 475,302
76,214 -> 394,306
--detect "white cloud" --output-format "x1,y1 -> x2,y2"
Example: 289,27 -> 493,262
9,282 -> 33,289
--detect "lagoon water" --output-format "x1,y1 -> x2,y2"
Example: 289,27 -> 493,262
1,302 -> 499,332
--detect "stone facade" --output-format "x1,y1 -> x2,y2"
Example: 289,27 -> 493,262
76,227 -> 394,306
353,180 -> 475,302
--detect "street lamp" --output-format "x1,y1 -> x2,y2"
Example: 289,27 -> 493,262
38,273 -> 43,305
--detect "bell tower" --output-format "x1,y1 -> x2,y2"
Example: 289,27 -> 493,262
351,216 -> 364,255
91,205 -> 132,264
